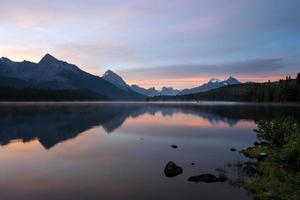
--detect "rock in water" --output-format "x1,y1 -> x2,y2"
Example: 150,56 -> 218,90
230,148 -> 237,152
188,173 -> 220,183
164,161 -> 183,177
171,145 -> 178,149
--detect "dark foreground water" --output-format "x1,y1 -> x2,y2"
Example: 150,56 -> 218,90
0,102 -> 299,200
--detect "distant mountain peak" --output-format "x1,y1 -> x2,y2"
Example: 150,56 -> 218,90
227,75 -> 235,80
225,76 -> 240,84
0,57 -> 12,63
102,69 -> 129,90
39,53 -> 59,64
160,86 -> 181,96
130,84 -> 180,97
162,86 -> 173,89
103,69 -> 118,77
178,76 -> 242,95
209,78 -> 221,83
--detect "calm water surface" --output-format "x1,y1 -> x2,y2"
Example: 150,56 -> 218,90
0,102 -> 299,200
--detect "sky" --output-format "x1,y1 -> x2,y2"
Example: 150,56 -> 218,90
0,0 -> 300,89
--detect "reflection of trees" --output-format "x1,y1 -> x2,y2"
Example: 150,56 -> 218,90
0,103 -> 299,150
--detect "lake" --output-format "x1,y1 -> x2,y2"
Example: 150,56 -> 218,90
0,102 -> 299,200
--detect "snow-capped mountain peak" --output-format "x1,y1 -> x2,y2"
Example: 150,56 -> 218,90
225,76 -> 240,84
178,76 -> 242,95
209,78 -> 221,83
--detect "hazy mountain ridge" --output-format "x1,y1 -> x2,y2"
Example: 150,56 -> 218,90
149,76 -> 300,102
130,85 -> 181,96
100,69 -> 242,97
130,85 -> 160,96
178,76 -> 241,95
160,87 -> 181,96
101,70 -> 181,96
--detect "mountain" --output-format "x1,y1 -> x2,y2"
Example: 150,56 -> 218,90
0,54 -> 82,82
130,85 -> 181,96
0,54 -> 145,101
102,70 -> 131,91
149,76 -> 300,102
131,85 -> 160,96
178,76 -> 241,95
160,87 -> 181,96
101,70 -> 181,96
123,74 -> 240,97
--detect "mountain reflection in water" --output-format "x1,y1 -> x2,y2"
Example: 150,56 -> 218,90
0,102 -> 299,150
1,102 -> 300,200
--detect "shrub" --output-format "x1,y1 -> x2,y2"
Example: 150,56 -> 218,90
255,117 -> 297,148
280,134 -> 300,168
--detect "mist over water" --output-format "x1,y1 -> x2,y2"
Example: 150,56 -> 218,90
0,102 -> 299,200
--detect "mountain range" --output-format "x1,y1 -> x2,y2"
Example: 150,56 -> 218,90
0,54 -> 145,101
101,69 -> 241,97
131,85 -> 181,96
0,54 -> 243,100
102,70 -> 181,96
178,76 -> 241,95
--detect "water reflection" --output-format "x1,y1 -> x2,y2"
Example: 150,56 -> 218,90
0,102 -> 300,200
0,102 -> 299,149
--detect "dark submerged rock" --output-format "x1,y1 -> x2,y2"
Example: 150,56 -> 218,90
215,168 -> 226,173
254,141 -> 269,146
164,161 -> 183,177
188,173 -> 221,183
253,141 -> 260,146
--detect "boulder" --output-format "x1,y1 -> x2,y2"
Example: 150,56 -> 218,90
164,161 -> 183,177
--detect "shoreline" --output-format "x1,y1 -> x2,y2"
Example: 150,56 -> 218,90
0,100 -> 299,106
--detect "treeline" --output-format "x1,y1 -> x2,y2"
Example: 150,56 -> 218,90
149,73 -> 300,102
0,87 -> 111,101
